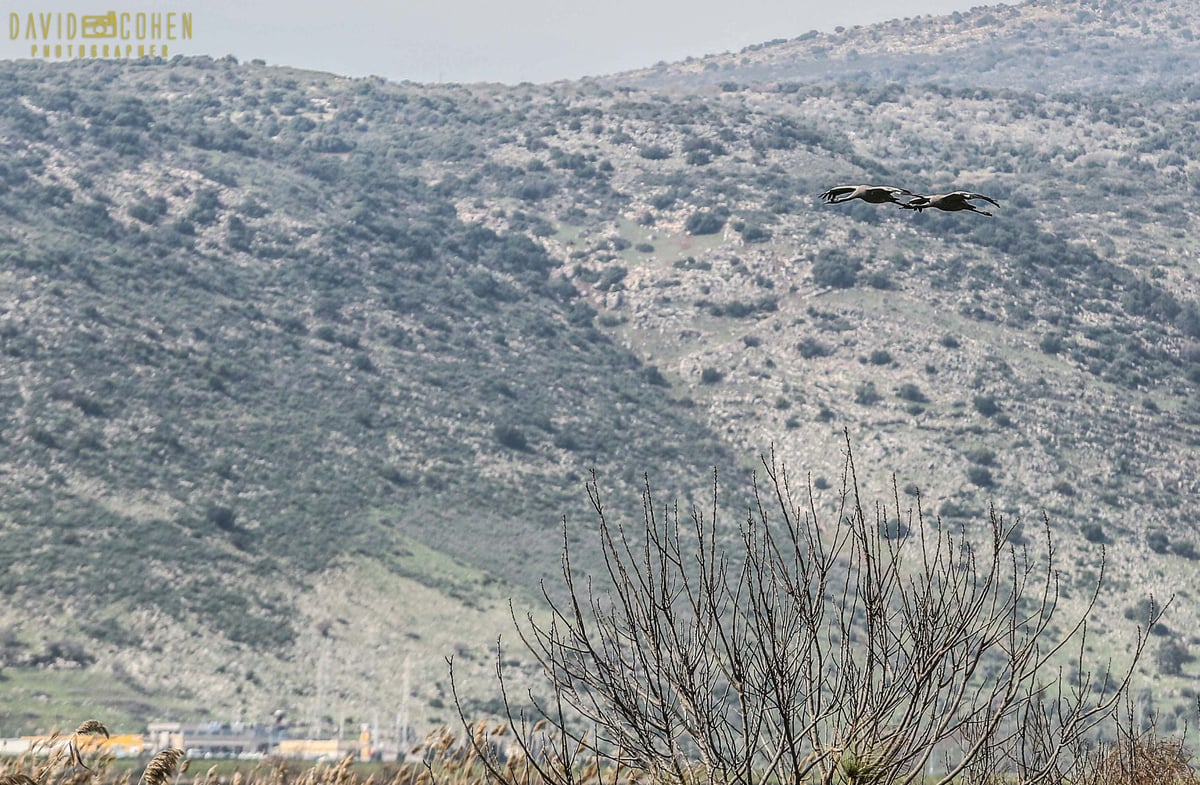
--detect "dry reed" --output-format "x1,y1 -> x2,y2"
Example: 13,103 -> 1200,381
140,749 -> 186,785
73,723 -> 110,740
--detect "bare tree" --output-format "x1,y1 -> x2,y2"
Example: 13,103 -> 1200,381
452,433 -> 1161,785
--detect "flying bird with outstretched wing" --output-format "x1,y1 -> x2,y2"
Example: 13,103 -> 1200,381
902,191 -> 1000,216
818,184 -> 915,206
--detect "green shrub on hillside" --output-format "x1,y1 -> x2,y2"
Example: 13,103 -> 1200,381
812,250 -> 861,288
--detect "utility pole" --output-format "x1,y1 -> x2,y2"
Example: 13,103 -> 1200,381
313,639 -> 330,738
399,654 -> 412,754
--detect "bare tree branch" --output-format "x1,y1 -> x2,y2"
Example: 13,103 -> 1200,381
459,433 -> 1159,785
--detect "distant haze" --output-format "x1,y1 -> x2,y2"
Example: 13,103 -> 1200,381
3,0 -> 1013,84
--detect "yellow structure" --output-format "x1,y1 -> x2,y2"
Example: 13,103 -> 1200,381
276,738 -> 358,760
359,726 -> 372,761
84,733 -> 147,757
276,727 -> 372,762
18,733 -> 147,758
8,725 -> 370,761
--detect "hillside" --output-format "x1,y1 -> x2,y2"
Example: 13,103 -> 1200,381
0,59 -> 741,733
612,0 -> 1200,92
3,0 -> 1200,738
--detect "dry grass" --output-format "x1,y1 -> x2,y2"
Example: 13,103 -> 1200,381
6,716 -> 1200,785
1078,729 -> 1200,785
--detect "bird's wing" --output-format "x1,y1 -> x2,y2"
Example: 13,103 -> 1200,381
957,191 -> 1000,207
819,185 -> 858,201
884,186 -> 915,195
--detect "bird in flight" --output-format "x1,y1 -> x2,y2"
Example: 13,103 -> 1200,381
818,184 -> 915,206
901,191 -> 1000,216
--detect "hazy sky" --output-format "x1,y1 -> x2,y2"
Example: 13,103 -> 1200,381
5,1 -> 1010,84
